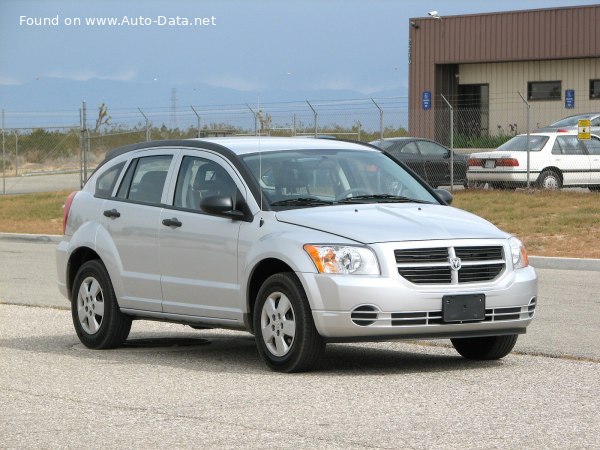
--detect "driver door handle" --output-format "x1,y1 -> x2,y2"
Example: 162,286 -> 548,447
162,218 -> 182,228
103,209 -> 120,218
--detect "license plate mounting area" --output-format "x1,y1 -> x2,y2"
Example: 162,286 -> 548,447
442,294 -> 486,323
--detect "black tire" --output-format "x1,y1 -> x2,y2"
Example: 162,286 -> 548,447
451,334 -> 518,360
537,170 -> 562,190
71,260 -> 132,349
254,273 -> 325,372
589,185 -> 600,192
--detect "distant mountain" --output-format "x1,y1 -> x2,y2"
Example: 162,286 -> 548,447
0,78 -> 406,129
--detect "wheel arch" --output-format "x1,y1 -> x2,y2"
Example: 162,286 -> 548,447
245,258 -> 295,333
67,247 -> 102,295
537,166 -> 563,184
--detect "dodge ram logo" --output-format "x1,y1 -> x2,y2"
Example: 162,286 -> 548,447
450,257 -> 462,271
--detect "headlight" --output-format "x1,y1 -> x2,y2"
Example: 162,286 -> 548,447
303,244 -> 380,275
509,237 -> 529,269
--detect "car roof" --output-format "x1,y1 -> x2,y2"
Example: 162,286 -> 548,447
100,136 -> 379,168
197,136 -> 376,155
369,137 -> 418,144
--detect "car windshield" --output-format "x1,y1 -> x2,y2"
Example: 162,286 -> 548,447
549,114 -> 595,127
496,135 -> 549,152
240,148 -> 439,210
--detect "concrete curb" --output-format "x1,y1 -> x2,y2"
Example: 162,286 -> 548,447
1,232 -> 599,271
0,233 -> 62,243
528,256 -> 600,272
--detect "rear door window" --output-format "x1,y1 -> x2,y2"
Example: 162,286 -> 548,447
116,155 -> 173,204
584,136 -> 600,155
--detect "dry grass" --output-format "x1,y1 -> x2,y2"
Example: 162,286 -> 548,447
452,190 -> 600,259
0,190 -> 70,235
1,189 -> 599,258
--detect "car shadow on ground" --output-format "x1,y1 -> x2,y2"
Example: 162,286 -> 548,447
0,328 -> 511,376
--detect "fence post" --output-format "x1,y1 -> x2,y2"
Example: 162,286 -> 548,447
306,101 -> 317,137
190,106 -> 201,138
517,92 -> 531,190
246,104 -> 258,136
441,95 -> 454,191
138,108 -> 151,141
81,101 -> 90,184
2,109 -> 5,194
371,98 -> 384,141
14,131 -> 18,176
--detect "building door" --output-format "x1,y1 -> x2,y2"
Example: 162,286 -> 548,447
457,84 -> 489,139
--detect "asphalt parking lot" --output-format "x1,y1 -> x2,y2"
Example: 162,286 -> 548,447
1,239 -> 599,448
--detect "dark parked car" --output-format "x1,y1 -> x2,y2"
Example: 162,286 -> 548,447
370,137 -> 469,188
535,113 -> 600,134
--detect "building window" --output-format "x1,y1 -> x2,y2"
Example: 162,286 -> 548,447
527,81 -> 561,101
591,80 -> 600,100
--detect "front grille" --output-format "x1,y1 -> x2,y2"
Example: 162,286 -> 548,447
396,245 -> 505,285
395,248 -> 448,264
458,263 -> 504,283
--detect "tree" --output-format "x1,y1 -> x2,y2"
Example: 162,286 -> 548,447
94,103 -> 111,132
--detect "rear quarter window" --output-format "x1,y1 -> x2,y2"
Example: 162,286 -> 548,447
95,162 -> 125,198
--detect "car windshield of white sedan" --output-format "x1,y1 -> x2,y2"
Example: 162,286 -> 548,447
496,135 -> 549,152
241,149 -> 439,209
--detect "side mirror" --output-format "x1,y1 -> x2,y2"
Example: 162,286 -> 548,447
434,188 -> 453,205
200,195 -> 245,219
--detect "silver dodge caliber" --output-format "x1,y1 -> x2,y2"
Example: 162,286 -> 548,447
57,137 -> 538,372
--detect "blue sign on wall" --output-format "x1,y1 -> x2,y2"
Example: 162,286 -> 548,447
565,89 -> 575,109
422,91 -> 432,111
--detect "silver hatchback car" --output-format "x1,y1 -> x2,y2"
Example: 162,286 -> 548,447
57,137 -> 537,372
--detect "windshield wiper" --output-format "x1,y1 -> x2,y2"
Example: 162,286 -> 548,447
270,197 -> 334,207
337,194 -> 434,204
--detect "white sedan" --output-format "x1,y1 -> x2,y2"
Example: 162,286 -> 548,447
467,132 -> 600,190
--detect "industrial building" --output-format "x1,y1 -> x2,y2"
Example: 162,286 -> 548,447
408,4 -> 600,143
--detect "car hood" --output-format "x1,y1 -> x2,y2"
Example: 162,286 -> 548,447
275,203 -> 507,244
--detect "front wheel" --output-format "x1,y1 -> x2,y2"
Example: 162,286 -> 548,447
254,273 -> 325,372
71,260 -> 132,349
451,334 -> 518,360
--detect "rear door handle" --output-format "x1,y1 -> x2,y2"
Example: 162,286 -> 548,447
103,209 -> 121,218
162,218 -> 182,228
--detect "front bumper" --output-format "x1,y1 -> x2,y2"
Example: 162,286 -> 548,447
303,265 -> 537,340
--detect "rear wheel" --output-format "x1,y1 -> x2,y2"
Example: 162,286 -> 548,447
254,273 -> 325,372
537,170 -> 562,190
589,185 -> 600,192
451,334 -> 518,360
71,260 -> 132,349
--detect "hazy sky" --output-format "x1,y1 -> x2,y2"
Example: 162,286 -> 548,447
1,0 -> 597,103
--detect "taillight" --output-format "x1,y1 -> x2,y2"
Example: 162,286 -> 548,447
467,158 -> 484,167
496,158 -> 519,167
63,191 -> 78,234
557,129 -> 569,133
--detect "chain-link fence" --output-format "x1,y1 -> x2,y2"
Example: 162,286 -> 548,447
2,94 -> 598,194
